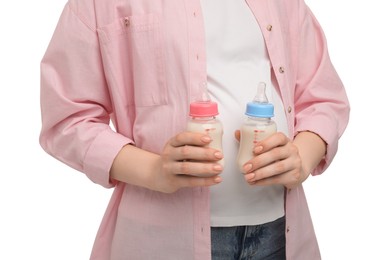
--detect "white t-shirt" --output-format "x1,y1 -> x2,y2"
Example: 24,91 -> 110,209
201,0 -> 289,227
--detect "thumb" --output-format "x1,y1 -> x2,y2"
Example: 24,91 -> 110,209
234,130 -> 241,142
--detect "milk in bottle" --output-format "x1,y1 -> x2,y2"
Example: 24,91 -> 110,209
187,83 -> 224,172
237,82 -> 276,172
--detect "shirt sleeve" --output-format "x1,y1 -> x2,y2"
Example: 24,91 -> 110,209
39,2 -> 134,188
294,1 -> 350,175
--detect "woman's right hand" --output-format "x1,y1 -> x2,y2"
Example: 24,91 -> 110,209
109,131 -> 223,194
150,131 -> 224,193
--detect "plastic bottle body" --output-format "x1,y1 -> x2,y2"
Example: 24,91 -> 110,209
187,116 -> 224,170
187,82 -> 223,176
237,117 -> 276,172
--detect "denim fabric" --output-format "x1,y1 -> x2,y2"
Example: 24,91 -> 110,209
211,216 -> 286,260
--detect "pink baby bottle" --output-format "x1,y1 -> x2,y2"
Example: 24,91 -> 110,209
187,83 -> 224,170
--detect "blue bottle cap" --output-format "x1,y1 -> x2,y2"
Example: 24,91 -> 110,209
245,102 -> 274,117
245,82 -> 274,118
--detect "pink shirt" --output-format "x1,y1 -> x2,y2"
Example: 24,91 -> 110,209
40,0 -> 350,259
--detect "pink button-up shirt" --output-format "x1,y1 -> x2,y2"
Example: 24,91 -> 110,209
40,0 -> 350,259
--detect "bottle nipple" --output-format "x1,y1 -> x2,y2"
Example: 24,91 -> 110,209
245,82 -> 274,118
253,82 -> 269,104
196,82 -> 212,103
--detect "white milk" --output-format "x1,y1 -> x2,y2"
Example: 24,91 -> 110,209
187,118 -> 224,176
236,82 -> 276,172
236,118 -> 276,172
187,82 -> 224,176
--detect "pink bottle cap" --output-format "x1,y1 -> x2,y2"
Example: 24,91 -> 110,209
189,101 -> 219,117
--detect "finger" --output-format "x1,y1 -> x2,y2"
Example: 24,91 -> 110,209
170,145 -> 223,161
245,156 -> 297,182
247,172 -> 284,186
253,132 -> 289,154
234,130 -> 240,142
170,131 -> 212,147
248,168 -> 301,189
244,145 -> 291,174
176,175 -> 223,189
170,161 -> 224,176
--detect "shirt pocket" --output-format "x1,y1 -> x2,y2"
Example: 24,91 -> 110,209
98,14 -> 168,107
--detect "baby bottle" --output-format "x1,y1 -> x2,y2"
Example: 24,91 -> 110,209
187,83 -> 224,170
237,82 -> 277,172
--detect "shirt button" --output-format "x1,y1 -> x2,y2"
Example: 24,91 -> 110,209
287,106 -> 292,113
279,66 -> 285,73
287,188 -> 292,194
286,226 -> 290,233
193,11 -> 196,17
266,24 -> 273,31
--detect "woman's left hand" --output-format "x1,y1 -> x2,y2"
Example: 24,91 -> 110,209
241,132 -> 310,189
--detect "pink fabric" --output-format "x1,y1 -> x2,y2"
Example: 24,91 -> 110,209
40,0 -> 350,259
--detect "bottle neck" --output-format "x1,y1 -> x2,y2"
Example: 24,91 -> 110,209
248,116 -> 272,121
191,116 -> 216,121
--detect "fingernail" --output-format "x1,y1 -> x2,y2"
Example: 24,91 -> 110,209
243,164 -> 252,172
245,173 -> 255,181
214,152 -> 223,159
214,176 -> 222,183
254,146 -> 263,154
213,164 -> 223,171
201,136 -> 212,143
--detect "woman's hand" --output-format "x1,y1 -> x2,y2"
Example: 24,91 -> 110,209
237,131 -> 326,189
110,131 -> 223,194
151,131 -> 224,193
241,132 -> 306,189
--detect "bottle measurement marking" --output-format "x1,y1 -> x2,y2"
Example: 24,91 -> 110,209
205,128 -> 216,134
253,129 -> 264,144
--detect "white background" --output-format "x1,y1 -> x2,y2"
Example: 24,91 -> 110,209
0,0 -> 388,259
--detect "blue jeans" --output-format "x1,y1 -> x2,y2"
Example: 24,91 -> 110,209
211,216 -> 286,260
